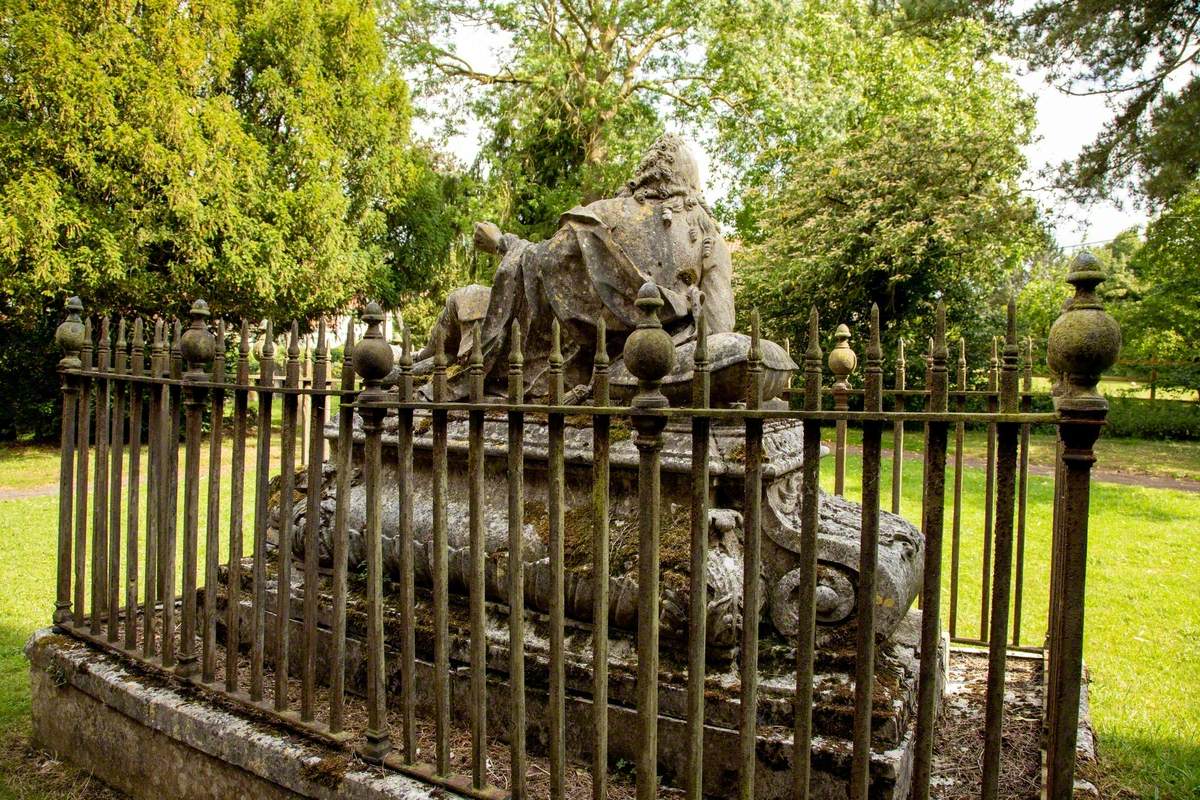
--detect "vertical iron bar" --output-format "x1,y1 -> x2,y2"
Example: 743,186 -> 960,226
980,336 -> 999,641
468,322 -> 489,789
178,301 -> 213,679
54,298 -> 84,626
432,328 -> 451,775
592,321 -> 611,800
507,322 -> 528,798
143,321 -> 164,658
124,320 -> 144,650
357,303 -> 393,764
739,313 -> 764,800
329,320 -> 356,733
919,337 -> 933,534
226,321 -> 251,692
162,321 -> 183,669
74,318 -> 92,630
250,322 -> 276,701
301,322 -> 328,720
202,320 -> 225,683
686,316 -> 710,800
948,338 -> 966,639
397,324 -> 417,758
91,317 -> 111,636
274,323 -> 301,709
850,305 -> 883,800
891,339 -> 905,514
547,321 -> 566,799
108,319 -> 127,642
912,305 -> 949,800
1012,337 -> 1033,647
981,302 -> 1022,799
793,308 -> 823,800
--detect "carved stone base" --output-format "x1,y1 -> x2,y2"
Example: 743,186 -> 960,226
275,414 -> 924,653
214,565 -> 944,799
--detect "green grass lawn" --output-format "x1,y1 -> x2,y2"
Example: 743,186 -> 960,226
845,424 -> 1200,484
1,433 -> 1198,798
827,447 -> 1200,799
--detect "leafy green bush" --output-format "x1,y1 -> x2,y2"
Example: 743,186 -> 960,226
1105,397 -> 1200,440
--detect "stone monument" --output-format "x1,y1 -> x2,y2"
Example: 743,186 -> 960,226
264,134 -> 935,798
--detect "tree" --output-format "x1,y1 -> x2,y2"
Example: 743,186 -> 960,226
0,0 -> 462,439
917,0 -> 1200,207
387,0 -> 718,239
0,0 -> 456,325
1120,188 -> 1200,391
732,10 -> 1046,356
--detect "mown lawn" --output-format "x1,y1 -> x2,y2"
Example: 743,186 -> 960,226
1,433 -> 1197,798
827,441 -> 1200,799
843,424 -> 1200,484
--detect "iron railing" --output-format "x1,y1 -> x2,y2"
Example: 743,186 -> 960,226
46,261 -> 1118,799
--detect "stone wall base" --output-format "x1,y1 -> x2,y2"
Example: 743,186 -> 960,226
24,628 -> 445,800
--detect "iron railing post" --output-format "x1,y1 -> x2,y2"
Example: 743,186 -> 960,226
54,297 -> 86,626
981,300 -> 1021,799
623,282 -> 672,800
178,300 -> 215,679
1045,253 -> 1119,799
829,324 -> 856,496
355,302 -> 394,765
912,304 -> 949,800
849,307 -> 882,800
793,308 -> 823,799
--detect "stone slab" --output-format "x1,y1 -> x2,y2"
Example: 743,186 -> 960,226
25,628 -> 452,800
216,572 -> 945,800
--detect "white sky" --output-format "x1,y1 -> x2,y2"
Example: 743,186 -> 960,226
411,26 -> 1150,249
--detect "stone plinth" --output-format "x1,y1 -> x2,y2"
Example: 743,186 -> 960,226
24,628 -> 445,800
215,565 -> 945,799
276,413 -> 923,654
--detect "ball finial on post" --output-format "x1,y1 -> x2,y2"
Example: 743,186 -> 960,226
180,299 -> 215,380
56,296 -> 86,370
622,281 -> 675,410
355,301 -> 394,397
828,323 -> 857,391
1047,252 -> 1122,410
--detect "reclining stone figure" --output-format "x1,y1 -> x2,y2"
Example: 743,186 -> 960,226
277,134 -> 923,653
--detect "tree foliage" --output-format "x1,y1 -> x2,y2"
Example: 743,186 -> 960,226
918,0 -> 1200,207
1020,0 -> 1200,206
387,0 -> 710,238
0,0 -> 457,324
733,10 -> 1045,353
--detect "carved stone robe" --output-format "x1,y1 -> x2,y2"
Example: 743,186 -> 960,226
426,193 -> 735,400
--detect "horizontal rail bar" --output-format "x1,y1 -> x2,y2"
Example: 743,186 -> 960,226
63,370 -> 358,397
348,399 -> 1059,424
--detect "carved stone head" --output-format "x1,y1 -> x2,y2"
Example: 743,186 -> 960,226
622,133 -> 703,203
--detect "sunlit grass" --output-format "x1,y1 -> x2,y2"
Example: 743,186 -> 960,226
828,442 -> 1200,798
1,429 -> 1197,797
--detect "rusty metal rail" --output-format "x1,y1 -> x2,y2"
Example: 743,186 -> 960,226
47,257 -> 1116,799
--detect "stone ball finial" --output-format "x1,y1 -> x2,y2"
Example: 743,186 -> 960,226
1047,251 -> 1121,409
180,298 -> 215,377
828,323 -> 857,388
622,282 -> 675,392
355,300 -> 394,389
56,296 -> 86,370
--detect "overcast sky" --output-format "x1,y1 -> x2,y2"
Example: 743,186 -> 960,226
411,25 -> 1149,249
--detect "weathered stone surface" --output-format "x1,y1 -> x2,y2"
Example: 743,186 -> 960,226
401,134 -> 739,404
24,628 -> 445,800
215,573 -> 943,800
275,414 -> 923,652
